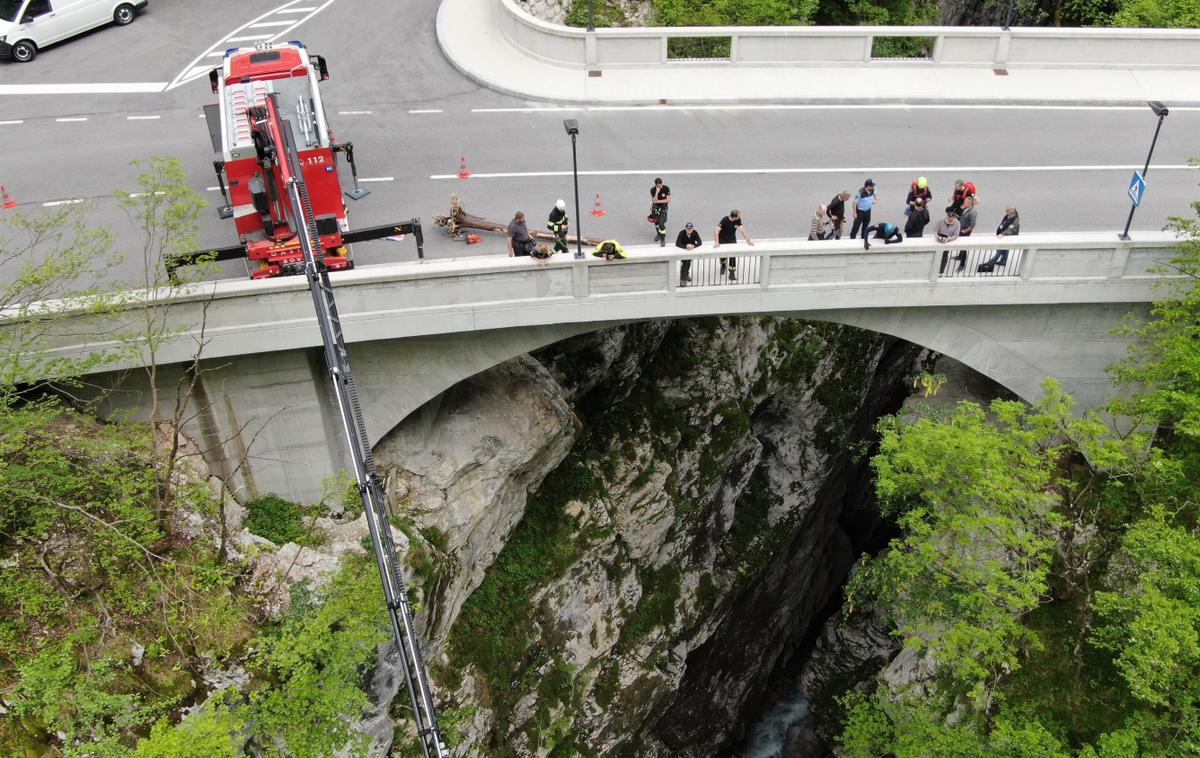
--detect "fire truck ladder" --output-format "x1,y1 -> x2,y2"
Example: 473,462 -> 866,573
263,95 -> 448,758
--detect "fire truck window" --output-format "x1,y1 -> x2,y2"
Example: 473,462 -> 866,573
23,0 -> 52,19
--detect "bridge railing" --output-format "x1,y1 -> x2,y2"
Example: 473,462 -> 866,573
500,0 -> 1200,70
0,232 -> 1179,376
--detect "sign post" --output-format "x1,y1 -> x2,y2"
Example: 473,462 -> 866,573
1120,101 -> 1169,241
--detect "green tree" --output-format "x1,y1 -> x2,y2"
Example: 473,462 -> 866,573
1111,0 -> 1200,27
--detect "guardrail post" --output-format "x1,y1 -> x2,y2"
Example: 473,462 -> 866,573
864,35 -> 874,62
661,35 -> 669,64
995,30 -> 1012,66
585,32 -> 598,66
932,34 -> 944,62
1110,240 -> 1132,279
1020,247 -> 1036,280
573,259 -> 591,297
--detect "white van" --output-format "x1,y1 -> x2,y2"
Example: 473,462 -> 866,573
0,0 -> 147,62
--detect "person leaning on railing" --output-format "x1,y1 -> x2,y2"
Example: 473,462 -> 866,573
979,206 -> 1021,271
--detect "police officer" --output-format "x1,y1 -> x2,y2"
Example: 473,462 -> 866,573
650,177 -> 671,247
548,199 -> 569,255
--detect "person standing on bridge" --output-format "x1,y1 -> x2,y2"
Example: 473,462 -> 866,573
849,179 -> 876,239
809,204 -> 833,241
946,179 -> 976,216
507,211 -> 535,257
828,191 -> 851,240
676,222 -> 701,287
714,210 -> 754,282
955,195 -> 979,272
979,205 -> 1020,272
905,197 -> 930,238
935,210 -> 962,274
548,199 -> 570,255
650,178 -> 672,247
906,177 -> 932,217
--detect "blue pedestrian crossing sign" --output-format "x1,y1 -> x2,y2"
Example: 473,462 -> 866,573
1128,171 -> 1146,208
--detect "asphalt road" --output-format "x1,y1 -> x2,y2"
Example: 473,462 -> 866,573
2,0 -> 1198,285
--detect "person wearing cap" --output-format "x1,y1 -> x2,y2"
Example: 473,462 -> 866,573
827,191 -> 852,240
547,199 -> 569,255
849,179 -> 877,240
675,222 -> 701,286
650,177 -> 672,247
863,221 -> 903,249
906,177 -> 932,217
935,210 -> 962,274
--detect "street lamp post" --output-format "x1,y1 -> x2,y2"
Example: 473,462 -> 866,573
563,119 -> 584,259
1120,101 -> 1169,241
1003,0 -> 1015,30
588,0 -> 594,32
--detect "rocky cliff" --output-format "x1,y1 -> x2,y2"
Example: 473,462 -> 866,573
373,316 -> 920,755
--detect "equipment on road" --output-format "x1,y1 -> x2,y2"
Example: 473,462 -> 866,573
168,41 -> 422,280
171,41 -> 449,758
434,193 -> 605,245
1,185 -> 15,209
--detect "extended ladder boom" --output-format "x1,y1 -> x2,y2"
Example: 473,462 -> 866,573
259,94 -> 448,758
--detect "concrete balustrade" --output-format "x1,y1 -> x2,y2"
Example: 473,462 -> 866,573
5,232 -> 1178,377
497,0 -> 1200,69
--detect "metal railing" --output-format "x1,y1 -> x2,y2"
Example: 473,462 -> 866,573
937,246 -> 1025,278
679,254 -> 763,287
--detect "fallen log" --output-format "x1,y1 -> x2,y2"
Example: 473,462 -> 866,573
433,194 -> 606,246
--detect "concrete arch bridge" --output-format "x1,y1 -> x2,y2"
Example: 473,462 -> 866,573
11,232 -> 1177,503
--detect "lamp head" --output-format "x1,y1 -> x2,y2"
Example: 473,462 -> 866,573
563,119 -> 580,136
1149,101 -> 1169,118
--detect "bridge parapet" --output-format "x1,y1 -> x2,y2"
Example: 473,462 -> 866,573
1,232 -> 1179,380
497,0 -> 1200,70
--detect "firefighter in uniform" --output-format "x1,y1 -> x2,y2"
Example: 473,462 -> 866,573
650,177 -> 671,246
547,199 -> 569,255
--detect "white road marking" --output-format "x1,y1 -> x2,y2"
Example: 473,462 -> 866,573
0,83 -> 166,95
207,51 -> 227,57
226,34 -> 274,42
206,187 -> 221,192
43,198 -> 85,207
126,115 -> 161,120
430,164 -> 1196,180
473,104 -> 1200,114
0,120 -> 23,125
167,0 -> 343,92
338,110 -> 373,115
358,177 -> 394,183
127,191 -> 167,198
409,109 -> 443,114
250,20 -> 295,27
55,117 -> 88,122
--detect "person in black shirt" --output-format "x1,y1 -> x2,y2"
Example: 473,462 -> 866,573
863,222 -> 903,249
713,210 -> 754,281
828,191 -> 851,240
675,222 -> 701,286
904,197 -> 930,238
650,178 -> 671,246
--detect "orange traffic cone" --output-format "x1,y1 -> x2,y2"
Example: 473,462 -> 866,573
457,156 -> 471,179
590,193 -> 606,217
1,185 -> 15,210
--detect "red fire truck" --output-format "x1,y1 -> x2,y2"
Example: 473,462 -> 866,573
173,40 -> 421,280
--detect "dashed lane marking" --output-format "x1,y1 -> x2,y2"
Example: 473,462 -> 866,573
55,117 -> 87,122
43,198 -> 85,207
430,164 -> 1196,180
126,115 -> 161,120
338,110 -> 373,115
358,177 -> 394,183
408,109 -> 443,114
127,191 -> 167,198
0,120 -> 23,125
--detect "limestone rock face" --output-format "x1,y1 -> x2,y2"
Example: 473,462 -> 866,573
374,354 -> 577,648
366,317 -> 919,756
